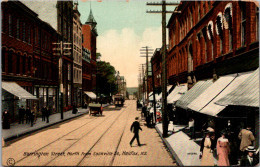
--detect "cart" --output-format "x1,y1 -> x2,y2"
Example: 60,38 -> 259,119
89,103 -> 103,116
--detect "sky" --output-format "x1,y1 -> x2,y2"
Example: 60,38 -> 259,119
78,0 -> 178,87
21,0 -> 178,88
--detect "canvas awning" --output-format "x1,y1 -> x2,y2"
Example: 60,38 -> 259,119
2,82 -> 37,100
167,84 -> 187,104
84,91 -> 97,99
187,71 -> 253,117
149,94 -> 160,101
216,69 -> 259,108
175,80 -> 213,110
157,85 -> 174,100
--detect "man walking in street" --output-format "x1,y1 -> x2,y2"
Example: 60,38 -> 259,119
18,106 -> 25,124
130,117 -> 142,147
188,117 -> 195,140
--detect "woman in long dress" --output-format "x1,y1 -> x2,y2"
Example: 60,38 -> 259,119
200,132 -> 215,166
217,132 -> 230,166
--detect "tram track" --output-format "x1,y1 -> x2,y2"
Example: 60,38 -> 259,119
42,106 -> 128,166
13,107 -> 119,166
76,103 -> 132,166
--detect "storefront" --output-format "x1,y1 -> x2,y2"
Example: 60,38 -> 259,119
2,82 -> 37,122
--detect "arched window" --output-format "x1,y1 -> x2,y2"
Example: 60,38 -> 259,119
8,50 -> 13,73
22,55 -> 26,74
2,48 -> 6,72
16,53 -> 20,74
240,2 -> 246,46
9,15 -> 12,36
202,27 -> 208,63
188,44 -> 193,72
224,3 -> 233,51
256,7 -> 259,41
16,19 -> 20,39
216,13 -> 223,54
28,56 -> 31,75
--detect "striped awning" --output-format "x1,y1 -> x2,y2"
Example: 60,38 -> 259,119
84,91 -> 97,99
188,71 -> 254,117
167,84 -> 187,104
2,82 -> 37,100
176,80 -> 213,110
216,69 -> 259,108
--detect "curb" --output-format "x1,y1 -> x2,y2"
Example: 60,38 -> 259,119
4,104 -> 111,142
4,112 -> 88,142
155,125 -> 183,166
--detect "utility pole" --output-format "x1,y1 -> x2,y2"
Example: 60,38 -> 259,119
53,41 -> 72,120
151,57 -> 157,126
147,0 -> 179,137
140,46 -> 153,104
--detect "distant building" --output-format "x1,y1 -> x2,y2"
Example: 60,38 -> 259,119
82,8 -> 98,102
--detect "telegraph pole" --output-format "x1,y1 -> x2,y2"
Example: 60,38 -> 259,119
147,0 -> 179,137
140,46 -> 153,104
53,41 -> 72,120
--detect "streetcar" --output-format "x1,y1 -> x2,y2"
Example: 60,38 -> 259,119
114,94 -> 124,107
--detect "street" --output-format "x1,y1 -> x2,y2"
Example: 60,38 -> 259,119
2,100 -> 176,166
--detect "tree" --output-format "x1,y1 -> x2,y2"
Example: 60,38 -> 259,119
96,61 -> 118,97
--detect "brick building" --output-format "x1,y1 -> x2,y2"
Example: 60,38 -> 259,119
57,1 -> 74,110
151,48 -> 162,93
82,9 -> 98,102
2,1 -> 59,122
167,1 -> 259,86
73,2 -> 83,107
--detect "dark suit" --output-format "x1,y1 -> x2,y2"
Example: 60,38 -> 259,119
240,155 -> 259,166
18,107 -> 25,124
130,121 -> 142,146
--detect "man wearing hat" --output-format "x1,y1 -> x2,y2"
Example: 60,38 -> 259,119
130,117 -> 142,147
240,146 -> 259,166
238,125 -> 255,153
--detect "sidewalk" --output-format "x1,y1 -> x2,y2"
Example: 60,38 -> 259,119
2,104 -> 110,141
155,123 -> 217,166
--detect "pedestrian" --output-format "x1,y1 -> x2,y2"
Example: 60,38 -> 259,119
41,105 -> 46,122
217,131 -> 230,166
130,117 -> 142,147
30,109 -> 35,127
240,146 -> 259,166
200,131 -> 215,166
72,104 -> 78,114
238,125 -> 255,155
18,105 -> 25,124
25,106 -> 31,124
146,109 -> 151,127
141,105 -> 147,120
45,107 -> 50,123
2,110 -> 10,129
32,105 -> 37,124
188,117 -> 195,140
